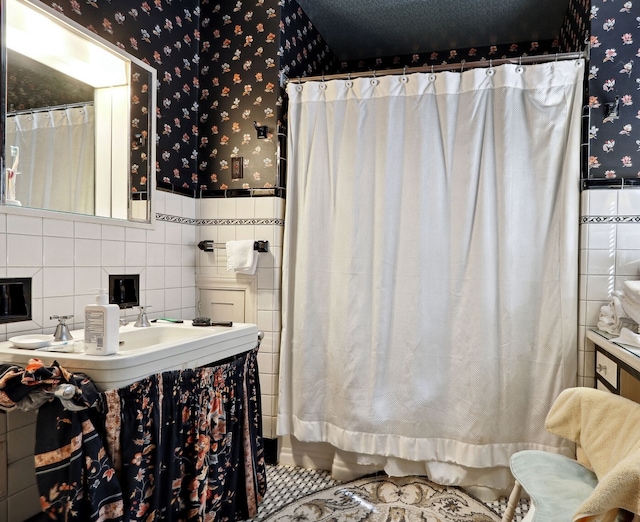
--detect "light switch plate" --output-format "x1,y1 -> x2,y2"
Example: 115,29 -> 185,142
231,157 -> 244,179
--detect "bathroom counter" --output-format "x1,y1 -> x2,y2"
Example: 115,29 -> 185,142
587,328 -> 640,404
0,321 -> 259,390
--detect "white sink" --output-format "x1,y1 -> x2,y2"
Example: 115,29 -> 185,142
117,325 -> 218,352
0,321 -> 259,390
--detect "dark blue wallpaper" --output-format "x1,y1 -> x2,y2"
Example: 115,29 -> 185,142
588,0 -> 640,180
14,0 -> 593,193
196,0 -> 339,193
31,0 -> 201,195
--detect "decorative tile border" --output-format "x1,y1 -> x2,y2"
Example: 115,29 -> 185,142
158,212 -> 637,227
156,213 -> 285,226
156,214 -> 199,225
580,215 -> 640,224
198,218 -> 285,226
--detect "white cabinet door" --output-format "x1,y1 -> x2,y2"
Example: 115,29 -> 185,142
199,289 -> 246,323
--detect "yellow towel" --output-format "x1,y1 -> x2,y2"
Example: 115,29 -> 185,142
544,387 -> 640,522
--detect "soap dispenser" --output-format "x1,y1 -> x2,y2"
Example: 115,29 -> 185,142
84,288 -> 119,355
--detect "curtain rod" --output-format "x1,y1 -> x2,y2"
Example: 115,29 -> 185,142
288,51 -> 586,84
7,101 -> 94,116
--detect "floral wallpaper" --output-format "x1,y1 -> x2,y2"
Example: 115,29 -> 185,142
5,0 -> 593,193
587,0 -> 640,180
195,0 -> 338,192
13,0 -> 336,193
336,38 -> 562,74
197,0 -> 283,191
560,0 -> 590,53
23,0 -> 201,196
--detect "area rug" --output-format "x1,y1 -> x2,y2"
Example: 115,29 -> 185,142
262,475 -> 501,522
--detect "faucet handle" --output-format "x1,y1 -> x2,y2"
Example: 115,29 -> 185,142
134,306 -> 152,327
51,314 -> 74,321
50,315 -> 74,341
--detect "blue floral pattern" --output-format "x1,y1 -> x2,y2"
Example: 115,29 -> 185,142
8,0 -> 591,190
588,0 -> 640,179
27,350 -> 265,521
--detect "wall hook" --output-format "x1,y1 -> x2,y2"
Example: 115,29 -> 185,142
253,121 -> 268,139
604,96 -> 620,122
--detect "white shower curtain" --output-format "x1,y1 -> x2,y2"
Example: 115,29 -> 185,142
5,105 -> 95,215
278,60 -> 584,494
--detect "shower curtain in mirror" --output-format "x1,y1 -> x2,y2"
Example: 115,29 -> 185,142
5,104 -> 95,214
278,60 -> 584,494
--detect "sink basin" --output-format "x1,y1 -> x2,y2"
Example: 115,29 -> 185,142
0,321 -> 259,390
117,325 -> 216,352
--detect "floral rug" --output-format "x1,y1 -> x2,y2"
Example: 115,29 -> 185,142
262,475 -> 501,522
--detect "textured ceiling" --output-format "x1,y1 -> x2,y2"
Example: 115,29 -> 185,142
295,0 -> 570,61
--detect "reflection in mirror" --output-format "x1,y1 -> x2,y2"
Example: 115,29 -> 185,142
1,0 -> 156,222
6,50 -> 96,214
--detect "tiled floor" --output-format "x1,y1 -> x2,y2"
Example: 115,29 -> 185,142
248,464 -> 530,521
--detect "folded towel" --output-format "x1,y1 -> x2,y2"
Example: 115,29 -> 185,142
597,294 -> 636,335
226,240 -> 258,275
624,280 -> 640,304
610,327 -> 640,348
619,293 -> 640,325
545,387 -> 640,522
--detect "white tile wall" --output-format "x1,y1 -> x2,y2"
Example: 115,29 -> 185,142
0,190 -> 198,341
579,188 -> 640,387
0,190 -> 280,438
196,195 -> 285,438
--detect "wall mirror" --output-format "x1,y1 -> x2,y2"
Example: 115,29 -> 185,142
0,0 -> 156,223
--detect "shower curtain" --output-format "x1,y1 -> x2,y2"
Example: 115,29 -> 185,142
278,60 -> 584,494
5,105 -> 95,214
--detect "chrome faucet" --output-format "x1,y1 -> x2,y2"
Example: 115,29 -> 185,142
51,314 -> 73,341
134,306 -> 151,327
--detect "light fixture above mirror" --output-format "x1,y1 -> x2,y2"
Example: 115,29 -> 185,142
1,0 -> 156,223
7,0 -> 128,88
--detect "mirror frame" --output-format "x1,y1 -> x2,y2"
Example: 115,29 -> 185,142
0,0 -> 157,224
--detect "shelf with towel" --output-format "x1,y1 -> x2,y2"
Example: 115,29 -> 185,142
197,240 -> 269,252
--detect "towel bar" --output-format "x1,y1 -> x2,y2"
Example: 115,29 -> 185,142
198,240 -> 269,253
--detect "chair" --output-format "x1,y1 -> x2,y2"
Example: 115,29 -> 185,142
501,387 -> 640,522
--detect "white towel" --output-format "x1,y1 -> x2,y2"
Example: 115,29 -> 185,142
624,280 -> 640,304
620,292 -> 640,325
226,240 -> 258,275
610,327 -> 640,348
597,294 -> 633,335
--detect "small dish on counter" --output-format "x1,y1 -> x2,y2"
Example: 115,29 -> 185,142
9,334 -> 54,349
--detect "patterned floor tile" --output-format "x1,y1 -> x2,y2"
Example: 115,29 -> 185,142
247,465 -> 530,521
